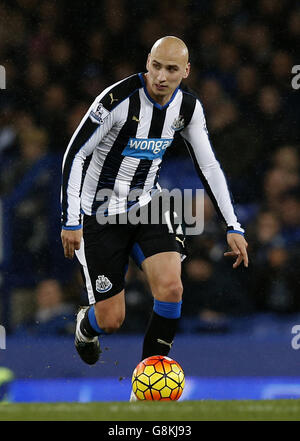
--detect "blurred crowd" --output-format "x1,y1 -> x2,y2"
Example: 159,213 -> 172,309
0,0 -> 300,335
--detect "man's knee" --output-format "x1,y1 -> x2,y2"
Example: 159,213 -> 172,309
154,277 -> 183,303
142,252 -> 183,303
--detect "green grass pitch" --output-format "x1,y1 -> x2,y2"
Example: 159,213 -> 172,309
0,400 -> 300,421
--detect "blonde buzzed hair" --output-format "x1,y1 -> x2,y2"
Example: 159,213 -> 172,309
150,36 -> 189,62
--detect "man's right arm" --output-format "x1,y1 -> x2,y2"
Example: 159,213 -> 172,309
61,98 -> 113,230
61,97 -> 114,257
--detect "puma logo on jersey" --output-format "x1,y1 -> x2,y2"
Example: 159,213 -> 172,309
109,93 -> 118,105
132,115 -> 141,123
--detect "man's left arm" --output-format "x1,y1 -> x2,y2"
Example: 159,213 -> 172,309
180,99 -> 248,268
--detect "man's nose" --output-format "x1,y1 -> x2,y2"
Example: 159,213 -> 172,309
157,69 -> 167,82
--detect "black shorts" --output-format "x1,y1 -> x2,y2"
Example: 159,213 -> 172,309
75,204 -> 186,304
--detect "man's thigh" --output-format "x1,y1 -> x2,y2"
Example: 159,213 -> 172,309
141,251 -> 182,301
132,212 -> 184,301
130,204 -> 187,269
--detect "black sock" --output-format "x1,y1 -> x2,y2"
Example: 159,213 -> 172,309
80,307 -> 100,338
142,311 -> 179,360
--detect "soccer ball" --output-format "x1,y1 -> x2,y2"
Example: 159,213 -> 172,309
131,355 -> 185,401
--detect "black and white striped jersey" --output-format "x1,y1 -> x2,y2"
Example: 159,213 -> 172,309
61,72 -> 244,233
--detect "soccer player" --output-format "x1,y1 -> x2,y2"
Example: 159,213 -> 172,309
61,36 -> 248,374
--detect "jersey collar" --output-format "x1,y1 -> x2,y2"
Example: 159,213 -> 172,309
138,72 -> 179,110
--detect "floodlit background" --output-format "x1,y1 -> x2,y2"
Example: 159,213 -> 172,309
0,0 -> 300,402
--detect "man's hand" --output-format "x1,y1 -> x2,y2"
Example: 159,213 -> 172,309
224,233 -> 248,269
61,228 -> 83,259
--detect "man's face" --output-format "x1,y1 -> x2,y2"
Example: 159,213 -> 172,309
145,47 -> 190,102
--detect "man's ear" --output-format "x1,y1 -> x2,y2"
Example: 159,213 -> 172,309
182,62 -> 191,79
146,54 -> 151,71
